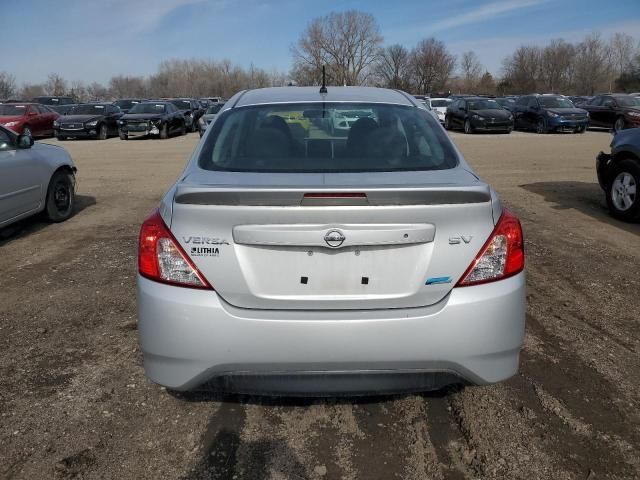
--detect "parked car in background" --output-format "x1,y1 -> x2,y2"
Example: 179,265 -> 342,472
630,92 -> 640,98
596,127 -> 640,222
0,124 -> 76,228
113,98 -> 144,114
169,98 -> 204,132
513,94 -> 589,133
428,98 -> 451,123
568,96 -> 591,107
54,103 -> 123,140
329,108 -> 375,136
495,97 -> 516,112
32,96 -> 75,113
420,100 -> 441,123
0,103 -> 59,137
137,86 -> 525,394
198,103 -> 225,137
118,101 -> 186,140
581,94 -> 640,132
445,97 -> 513,134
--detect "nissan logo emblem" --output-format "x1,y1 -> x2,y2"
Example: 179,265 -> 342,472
324,229 -> 345,248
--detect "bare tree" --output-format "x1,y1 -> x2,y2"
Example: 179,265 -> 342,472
44,73 -> 68,96
373,44 -> 411,89
609,32 -> 637,76
409,38 -> 456,94
573,33 -> 610,94
109,75 -> 147,98
291,10 -> 383,86
86,82 -> 109,101
19,83 -> 45,99
0,72 -> 17,99
477,71 -> 496,95
501,45 -> 541,93
460,51 -> 483,92
539,39 -> 575,93
69,80 -> 88,102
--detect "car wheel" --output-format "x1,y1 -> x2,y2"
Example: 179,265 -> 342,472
606,159 -> 640,222
181,122 -> 187,136
23,125 -> 32,137
119,132 -> 128,140
98,124 -> 108,140
190,120 -> 197,133
464,119 -> 474,134
614,116 -> 626,133
57,136 -> 67,141
536,118 -> 547,134
45,171 -> 75,222
159,123 -> 168,139
444,116 -> 450,130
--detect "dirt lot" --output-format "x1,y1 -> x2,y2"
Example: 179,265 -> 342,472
1,130 -> 638,480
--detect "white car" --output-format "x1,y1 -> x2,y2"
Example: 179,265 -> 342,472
330,108 -> 375,136
428,98 -> 452,124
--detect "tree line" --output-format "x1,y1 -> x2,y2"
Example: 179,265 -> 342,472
1,10 -> 639,102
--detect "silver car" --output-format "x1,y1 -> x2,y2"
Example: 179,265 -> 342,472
0,125 -> 76,228
137,86 -> 525,395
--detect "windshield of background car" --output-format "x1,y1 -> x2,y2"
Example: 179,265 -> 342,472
467,99 -> 501,110
430,99 -> 450,107
129,103 -> 167,114
198,102 -> 458,173
115,100 -> 139,110
0,105 -> 27,115
206,104 -> 224,114
171,100 -> 191,110
71,104 -> 107,115
614,96 -> 640,107
539,97 -> 574,108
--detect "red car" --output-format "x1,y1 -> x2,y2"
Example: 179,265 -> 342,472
0,103 -> 59,137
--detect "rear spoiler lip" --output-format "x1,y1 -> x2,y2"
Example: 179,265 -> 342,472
174,185 -> 492,206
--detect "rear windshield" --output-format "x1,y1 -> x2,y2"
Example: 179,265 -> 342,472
171,100 -> 191,110
467,99 -> 501,110
0,104 -> 27,115
115,100 -> 140,109
614,96 -> 640,107
198,102 -> 458,172
430,99 -> 451,107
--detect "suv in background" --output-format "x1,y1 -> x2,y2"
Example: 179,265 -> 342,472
597,128 -> 640,222
513,95 -> 589,133
581,94 -> 640,132
32,96 -> 75,114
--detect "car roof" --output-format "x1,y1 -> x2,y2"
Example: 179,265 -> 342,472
233,87 -> 416,108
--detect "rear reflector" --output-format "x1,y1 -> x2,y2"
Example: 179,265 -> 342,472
139,210 -> 212,289
456,208 -> 524,287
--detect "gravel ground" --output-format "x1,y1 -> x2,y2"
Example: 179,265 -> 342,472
0,130 -> 638,480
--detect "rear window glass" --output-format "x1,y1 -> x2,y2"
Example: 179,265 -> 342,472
0,105 -> 27,115
129,103 -> 167,114
198,102 -> 458,173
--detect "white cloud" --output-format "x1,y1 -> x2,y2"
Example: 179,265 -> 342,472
426,0 -> 548,33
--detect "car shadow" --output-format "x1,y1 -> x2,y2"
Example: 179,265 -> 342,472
176,386 -> 462,480
0,194 -> 96,245
520,181 -> 640,233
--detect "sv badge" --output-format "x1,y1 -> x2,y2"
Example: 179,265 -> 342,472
449,235 -> 472,244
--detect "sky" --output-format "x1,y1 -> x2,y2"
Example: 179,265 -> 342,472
2,0 -> 640,85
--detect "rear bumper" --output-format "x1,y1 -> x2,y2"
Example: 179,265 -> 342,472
137,272 -> 526,394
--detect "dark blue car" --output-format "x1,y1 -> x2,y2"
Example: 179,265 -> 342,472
513,94 -> 589,133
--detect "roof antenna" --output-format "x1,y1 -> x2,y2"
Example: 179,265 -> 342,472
319,66 -> 327,94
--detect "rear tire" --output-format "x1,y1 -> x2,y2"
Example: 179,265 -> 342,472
45,171 -> 75,222
23,125 -> 32,137
605,159 -> 640,222
444,116 -> 451,130
119,131 -> 128,140
181,122 -> 187,136
159,123 -> 168,139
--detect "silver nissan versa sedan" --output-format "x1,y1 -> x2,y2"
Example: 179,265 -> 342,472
137,86 -> 525,395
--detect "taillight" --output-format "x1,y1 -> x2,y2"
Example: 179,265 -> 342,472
138,210 -> 212,289
456,209 -> 524,287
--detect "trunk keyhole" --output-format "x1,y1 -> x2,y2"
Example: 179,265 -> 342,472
361,277 -> 369,285
301,276 -> 308,284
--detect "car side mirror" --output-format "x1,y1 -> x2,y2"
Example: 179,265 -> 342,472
17,134 -> 34,149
